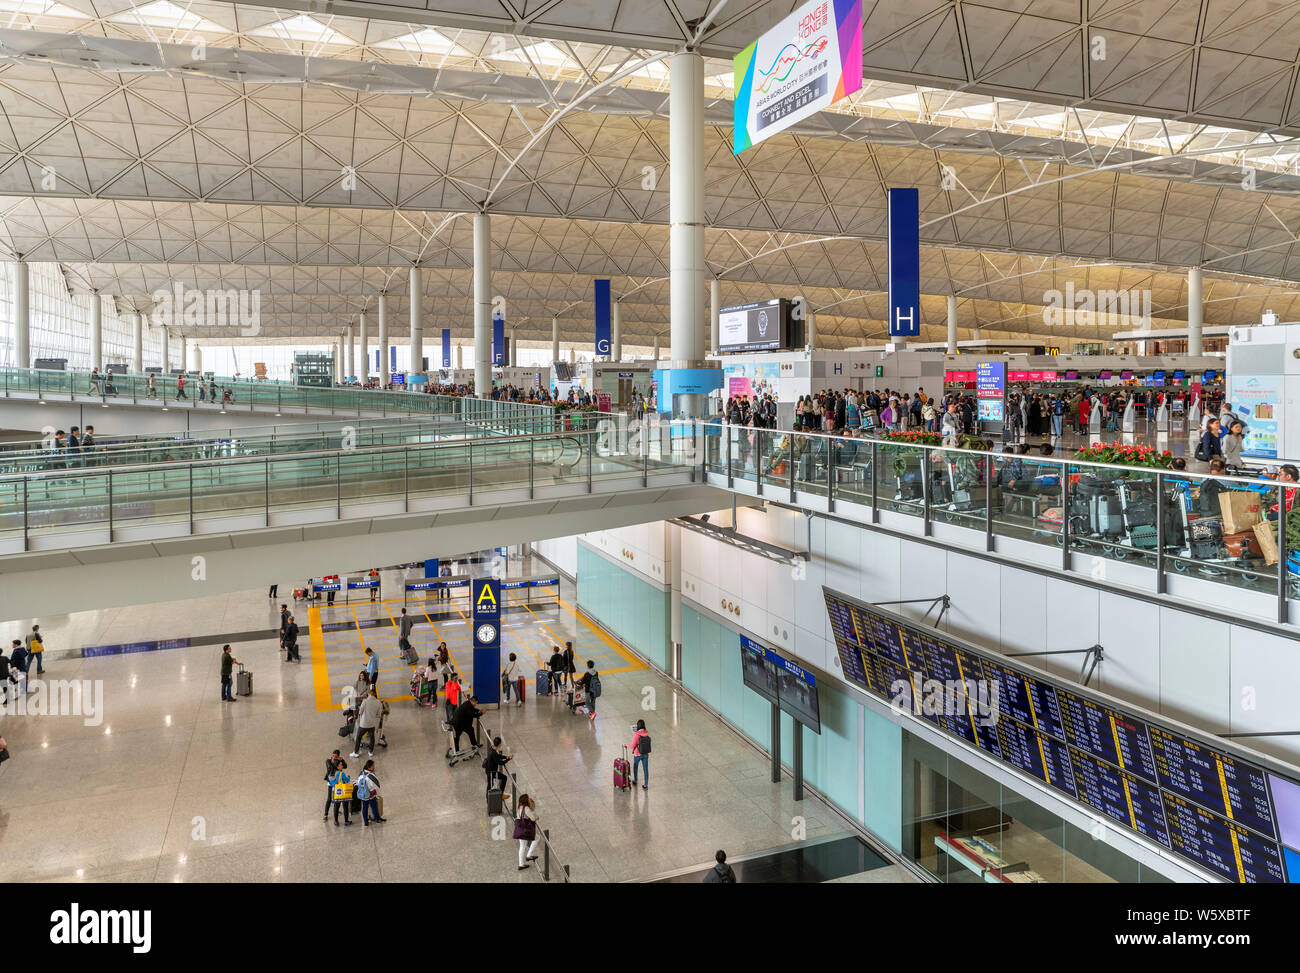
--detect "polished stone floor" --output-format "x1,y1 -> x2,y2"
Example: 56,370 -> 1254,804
0,579 -> 880,883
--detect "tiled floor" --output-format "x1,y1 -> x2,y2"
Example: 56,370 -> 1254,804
0,579 -> 885,883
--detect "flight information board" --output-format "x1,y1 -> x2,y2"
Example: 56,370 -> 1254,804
823,587 -> 1299,883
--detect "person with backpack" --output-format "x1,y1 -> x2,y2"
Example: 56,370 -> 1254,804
398,608 -> 415,654
0,644 -> 12,705
703,849 -> 737,883
323,750 -> 347,823
355,759 -> 386,825
629,719 -> 651,789
502,652 -> 520,705
363,646 -> 379,688
328,756 -> 353,828
1197,418 -> 1224,465
514,794 -> 539,870
579,660 -> 600,722
25,624 -> 45,675
483,735 -> 511,796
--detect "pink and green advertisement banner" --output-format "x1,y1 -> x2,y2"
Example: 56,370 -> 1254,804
733,0 -> 862,154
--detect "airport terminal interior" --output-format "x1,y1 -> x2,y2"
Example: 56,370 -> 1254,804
3,0 -> 1300,896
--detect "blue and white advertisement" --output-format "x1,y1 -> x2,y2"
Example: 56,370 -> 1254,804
594,279 -> 612,357
1229,374 -> 1280,459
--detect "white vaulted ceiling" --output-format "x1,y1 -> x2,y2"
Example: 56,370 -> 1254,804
1,0 -> 1299,348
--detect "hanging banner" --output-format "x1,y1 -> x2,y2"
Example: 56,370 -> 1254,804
492,314 -> 505,366
390,345 -> 397,373
888,187 -> 920,338
733,0 -> 863,154
471,578 -> 501,705
441,329 -> 451,369
594,279 -> 612,357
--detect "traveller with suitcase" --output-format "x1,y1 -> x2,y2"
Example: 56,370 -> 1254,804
483,736 -> 511,812
220,645 -> 241,702
628,720 -> 651,789
502,653 -> 520,705
613,745 -> 632,792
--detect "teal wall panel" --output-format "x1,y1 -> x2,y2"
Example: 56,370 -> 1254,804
575,542 -> 670,675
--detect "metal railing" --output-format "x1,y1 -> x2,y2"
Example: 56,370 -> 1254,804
0,366 -> 593,431
474,716 -> 571,882
705,422 -> 1297,624
0,419 -> 700,551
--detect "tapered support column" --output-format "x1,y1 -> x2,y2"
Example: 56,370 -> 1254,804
551,317 -> 559,363
13,259 -> 29,369
377,293 -> 390,387
359,311 -> 369,381
409,266 -> 424,373
669,50 -> 707,417
345,325 -> 354,379
90,292 -> 103,370
612,301 -> 622,361
161,327 -> 170,371
947,295 -> 958,354
473,212 -> 492,398
709,278 -> 720,355
132,311 -> 143,373
1188,267 -> 1203,357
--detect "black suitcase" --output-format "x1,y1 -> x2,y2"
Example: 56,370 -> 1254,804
1090,495 -> 1124,537
486,787 -> 503,816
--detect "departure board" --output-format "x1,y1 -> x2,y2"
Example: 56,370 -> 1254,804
823,587 -> 1300,883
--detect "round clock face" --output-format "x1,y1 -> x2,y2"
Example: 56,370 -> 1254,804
476,623 -> 497,644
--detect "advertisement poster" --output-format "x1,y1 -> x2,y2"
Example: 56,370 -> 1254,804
725,361 -> 779,399
1230,375 -> 1280,458
733,0 -> 862,154
718,300 -> 788,352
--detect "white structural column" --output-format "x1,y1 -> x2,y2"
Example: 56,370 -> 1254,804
806,309 -> 816,351
90,292 -> 103,369
178,334 -> 187,374
345,325 -> 354,379
709,278 -> 720,355
612,300 -> 622,361
409,266 -> 424,373
160,327 -> 170,371
668,522 -> 682,680
358,311 -> 369,380
131,311 -> 143,373
334,338 -> 343,381
1187,266 -> 1203,357
568,347 -> 575,363
457,345 -> 464,368
946,295 -> 958,354
653,334 -> 660,361
509,328 -> 517,367
377,294 -> 389,387
551,317 -> 559,363
13,259 -> 29,369
191,345 -> 202,373
669,50 -> 707,416
472,212 -> 492,398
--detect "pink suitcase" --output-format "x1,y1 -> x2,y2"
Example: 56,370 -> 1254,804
613,745 -> 631,792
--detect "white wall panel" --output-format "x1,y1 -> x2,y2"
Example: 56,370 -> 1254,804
1160,608 -> 1230,735
1228,626 -> 1300,765
1096,591 -> 1160,712
1044,577 -> 1100,682
997,565 -> 1046,660
944,551 -> 1001,645
898,541 -> 946,626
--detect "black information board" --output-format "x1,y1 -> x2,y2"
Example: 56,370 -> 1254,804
823,586 -> 1299,883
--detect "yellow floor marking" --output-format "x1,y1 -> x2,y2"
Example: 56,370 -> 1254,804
308,605 -> 336,713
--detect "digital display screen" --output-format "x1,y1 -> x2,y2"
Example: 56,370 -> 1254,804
1204,369 -> 1218,382
823,588 -> 1299,883
1098,370 -> 1112,379
740,635 -> 779,704
1064,370 -> 1079,380
739,635 -> 821,732
718,300 -> 796,353
977,399 -> 1004,422
1120,370 -> 1134,379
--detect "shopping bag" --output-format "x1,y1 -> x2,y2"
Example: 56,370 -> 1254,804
1219,491 -> 1263,534
1253,521 -> 1280,566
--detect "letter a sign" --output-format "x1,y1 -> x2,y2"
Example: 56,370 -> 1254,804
472,578 -> 501,704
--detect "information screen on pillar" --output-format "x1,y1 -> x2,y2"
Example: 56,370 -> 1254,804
718,299 -> 797,353
822,586 -> 1299,883
739,635 -> 821,733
